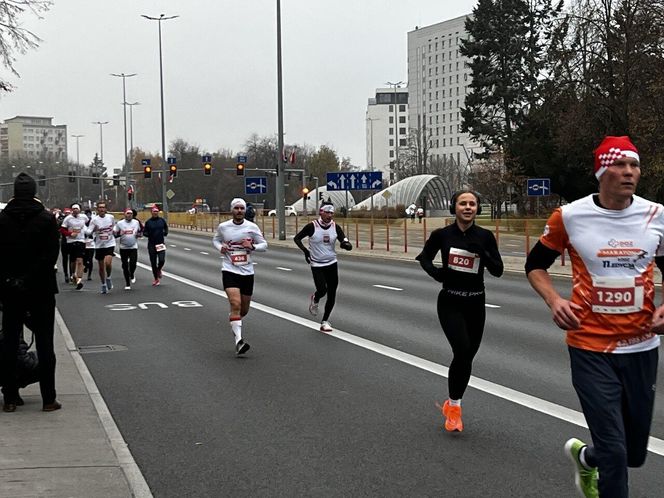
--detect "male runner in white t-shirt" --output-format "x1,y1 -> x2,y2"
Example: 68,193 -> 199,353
212,198 -> 267,355
89,202 -> 116,294
114,208 -> 141,290
60,203 -> 87,290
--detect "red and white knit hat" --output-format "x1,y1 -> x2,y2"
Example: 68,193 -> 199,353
594,136 -> 639,179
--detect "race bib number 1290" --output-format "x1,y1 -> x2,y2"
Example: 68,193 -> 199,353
591,276 -> 644,314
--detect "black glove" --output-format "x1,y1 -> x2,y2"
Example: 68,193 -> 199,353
340,240 -> 352,251
303,249 -> 311,264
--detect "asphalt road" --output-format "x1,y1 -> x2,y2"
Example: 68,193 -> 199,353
56,231 -> 664,497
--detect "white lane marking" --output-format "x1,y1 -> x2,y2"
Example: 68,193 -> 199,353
169,244 -> 177,248
184,248 -> 191,251
55,310 -> 153,497
133,261 -> 664,457
276,267 -> 292,272
373,284 -> 403,291
485,303 -> 501,308
200,251 -> 209,255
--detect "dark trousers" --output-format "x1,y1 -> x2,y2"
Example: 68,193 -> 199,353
83,248 -> 94,278
311,263 -> 339,322
0,294 -> 57,404
60,240 -> 70,278
437,291 -> 486,400
569,346 -> 658,498
147,244 -> 166,279
120,248 -> 138,286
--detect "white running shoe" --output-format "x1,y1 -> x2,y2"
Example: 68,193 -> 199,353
106,278 -> 113,290
124,285 -> 131,290
131,277 -> 136,284
309,293 -> 319,316
101,284 -> 108,294
320,321 -> 333,332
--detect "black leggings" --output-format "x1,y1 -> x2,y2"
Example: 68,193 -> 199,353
437,291 -> 486,400
147,245 -> 165,279
120,248 -> 138,286
311,263 -> 339,322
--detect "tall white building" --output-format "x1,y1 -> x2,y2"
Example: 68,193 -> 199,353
407,15 -> 479,172
0,116 -> 67,161
365,87 -> 408,184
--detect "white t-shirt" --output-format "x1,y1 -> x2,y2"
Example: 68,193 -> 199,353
61,214 -> 88,243
309,220 -> 338,267
114,219 -> 141,249
212,219 -> 267,275
90,214 -> 116,249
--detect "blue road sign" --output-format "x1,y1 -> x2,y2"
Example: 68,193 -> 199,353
167,157 -> 177,165
326,171 -> 383,191
237,155 -> 248,164
245,176 -> 268,195
141,159 -> 151,166
201,155 -> 212,163
527,178 -> 551,196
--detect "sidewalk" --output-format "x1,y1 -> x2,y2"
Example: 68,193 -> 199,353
0,311 -> 151,498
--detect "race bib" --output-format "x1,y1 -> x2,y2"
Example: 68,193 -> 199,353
155,243 -> 166,252
591,276 -> 644,314
122,229 -> 134,235
99,234 -> 109,240
229,250 -> 249,266
448,247 -> 479,274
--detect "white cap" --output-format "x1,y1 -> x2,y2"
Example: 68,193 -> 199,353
230,198 -> 246,209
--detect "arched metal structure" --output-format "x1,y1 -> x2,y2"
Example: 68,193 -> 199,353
291,186 -> 356,214
350,174 -> 452,214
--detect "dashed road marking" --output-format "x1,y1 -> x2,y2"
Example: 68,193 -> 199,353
373,284 -> 403,291
184,248 -> 191,251
200,251 -> 209,255
276,267 -> 292,271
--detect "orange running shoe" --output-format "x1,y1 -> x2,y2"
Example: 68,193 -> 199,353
439,399 -> 463,432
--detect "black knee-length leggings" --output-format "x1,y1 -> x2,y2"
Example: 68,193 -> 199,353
437,291 -> 486,400
311,263 -> 339,322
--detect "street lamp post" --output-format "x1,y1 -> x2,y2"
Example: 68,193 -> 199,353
71,134 -> 84,201
126,102 -> 141,159
111,72 -> 137,209
385,81 -> 404,179
366,117 -> 379,171
275,0 -> 286,239
92,121 -> 108,201
142,13 -> 178,219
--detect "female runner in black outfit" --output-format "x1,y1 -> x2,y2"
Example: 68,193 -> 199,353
416,190 -> 503,432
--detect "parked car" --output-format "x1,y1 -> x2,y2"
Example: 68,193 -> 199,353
268,205 -> 297,216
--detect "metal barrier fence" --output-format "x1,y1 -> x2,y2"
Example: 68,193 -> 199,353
158,212 -> 559,261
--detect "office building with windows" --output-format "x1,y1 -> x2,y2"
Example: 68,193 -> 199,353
0,116 -> 67,161
365,87 -> 408,184
407,15 -> 480,172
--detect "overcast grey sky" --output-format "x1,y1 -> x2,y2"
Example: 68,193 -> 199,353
1,0 -> 478,173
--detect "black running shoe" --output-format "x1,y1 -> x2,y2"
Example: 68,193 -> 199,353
235,339 -> 250,356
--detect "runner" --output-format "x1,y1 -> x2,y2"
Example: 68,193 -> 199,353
59,204 -> 87,290
212,198 -> 267,355
143,206 -> 168,286
416,190 -> 503,432
83,208 -> 94,281
57,207 -> 72,283
89,201 -> 116,294
293,201 -> 352,332
525,136 -> 664,498
114,208 -> 141,290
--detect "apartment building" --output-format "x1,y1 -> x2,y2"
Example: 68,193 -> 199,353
407,15 -> 479,171
0,116 -> 67,161
365,87 -> 408,184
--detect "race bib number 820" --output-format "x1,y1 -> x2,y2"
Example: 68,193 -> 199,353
448,247 -> 479,274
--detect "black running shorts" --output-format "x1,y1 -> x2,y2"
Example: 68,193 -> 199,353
222,271 -> 254,296
68,241 -> 85,260
95,246 -> 115,261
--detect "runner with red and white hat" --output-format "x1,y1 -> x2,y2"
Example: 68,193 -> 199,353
114,208 -> 142,290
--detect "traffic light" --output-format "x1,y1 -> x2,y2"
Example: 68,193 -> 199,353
301,187 -> 310,197
38,175 -> 46,187
169,164 -> 177,178
113,175 -> 119,186
203,162 -> 212,175
68,171 -> 75,183
236,163 -> 245,176
143,165 -> 152,178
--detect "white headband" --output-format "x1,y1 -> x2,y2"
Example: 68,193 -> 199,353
320,204 -> 335,213
71,204 -> 81,210
230,198 -> 246,209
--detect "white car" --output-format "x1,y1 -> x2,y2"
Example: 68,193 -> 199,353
268,206 -> 297,216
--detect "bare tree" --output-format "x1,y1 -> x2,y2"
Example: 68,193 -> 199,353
0,0 -> 53,92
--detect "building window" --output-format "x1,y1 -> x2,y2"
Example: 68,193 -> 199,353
389,150 -> 394,158
389,127 -> 394,135
457,137 -> 461,145
399,127 -> 406,135
400,138 -> 407,146
388,105 -> 393,112
399,104 -> 406,112
443,138 -> 446,147
456,87 -> 460,96
389,139 -> 394,146
399,116 -> 406,123
389,116 -> 394,124
464,73 -> 468,82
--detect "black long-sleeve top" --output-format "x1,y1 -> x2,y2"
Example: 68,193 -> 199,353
143,217 -> 168,246
416,222 -> 503,293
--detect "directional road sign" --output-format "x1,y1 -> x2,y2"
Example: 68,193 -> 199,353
326,171 -> 383,191
527,178 -> 551,196
167,157 -> 177,165
245,176 -> 268,195
237,155 -> 248,164
201,155 -> 212,163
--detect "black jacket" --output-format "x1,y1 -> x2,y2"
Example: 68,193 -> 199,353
0,198 -> 59,296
